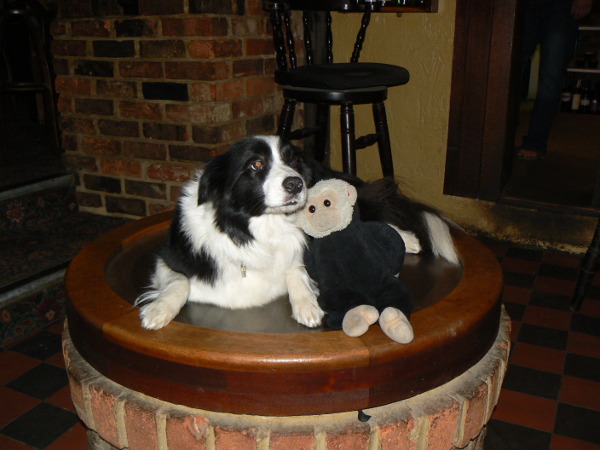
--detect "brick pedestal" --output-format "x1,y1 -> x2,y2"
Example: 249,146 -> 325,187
63,307 -> 510,450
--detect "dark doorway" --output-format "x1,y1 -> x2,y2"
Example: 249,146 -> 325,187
445,0 -> 600,214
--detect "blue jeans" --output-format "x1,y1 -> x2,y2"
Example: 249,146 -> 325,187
520,0 -> 579,154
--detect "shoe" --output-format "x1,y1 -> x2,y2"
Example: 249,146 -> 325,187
516,146 -> 545,160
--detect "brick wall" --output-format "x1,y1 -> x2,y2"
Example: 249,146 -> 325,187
50,0 -> 283,217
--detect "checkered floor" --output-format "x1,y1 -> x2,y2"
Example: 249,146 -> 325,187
0,240 -> 599,449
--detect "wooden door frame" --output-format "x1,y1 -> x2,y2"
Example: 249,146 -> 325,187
444,0 -> 521,200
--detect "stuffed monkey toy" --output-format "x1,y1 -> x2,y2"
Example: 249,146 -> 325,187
294,179 -> 414,344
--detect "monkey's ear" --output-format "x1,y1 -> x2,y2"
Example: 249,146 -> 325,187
346,184 -> 358,207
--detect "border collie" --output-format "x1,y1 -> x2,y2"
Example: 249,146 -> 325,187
136,135 -> 458,330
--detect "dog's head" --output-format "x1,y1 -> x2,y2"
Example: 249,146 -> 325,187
198,136 -> 315,217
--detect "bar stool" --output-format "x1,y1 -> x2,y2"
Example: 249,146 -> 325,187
263,0 -> 410,177
0,2 -> 59,157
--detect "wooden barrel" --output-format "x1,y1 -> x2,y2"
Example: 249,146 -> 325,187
65,211 -> 503,416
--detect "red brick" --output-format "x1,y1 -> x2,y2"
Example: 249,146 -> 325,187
76,192 -> 102,208
98,119 -> 139,137
192,122 -> 246,145
75,98 -> 114,115
189,39 -> 243,59
214,427 -> 258,450
71,19 -> 111,37
427,401 -> 461,449
66,375 -> 88,427
326,428 -> 370,449
63,154 -> 98,172
231,16 -> 265,37
143,122 -> 188,141
82,137 -> 121,155
102,159 -> 143,177
119,101 -> 163,120
148,202 -> 175,215
57,96 -> 74,113
162,17 -> 228,37
380,415 -> 415,450
51,40 -> 88,57
455,382 -> 489,447
61,134 -> 79,152
165,413 -> 209,449
55,77 -> 93,95
50,20 -> 67,37
60,117 -> 96,135
147,163 -> 192,182
88,385 -> 120,447
124,398 -> 159,449
247,76 -> 276,96
169,144 -> 212,162
122,141 -> 167,160
96,80 -> 137,98
247,0 -> 264,15
233,97 -> 264,119
190,80 -> 244,101
140,40 -> 185,58
165,61 -> 229,81
246,38 -> 274,56
165,103 -> 230,124
233,58 -> 264,78
119,61 -> 163,78
270,432 -> 315,450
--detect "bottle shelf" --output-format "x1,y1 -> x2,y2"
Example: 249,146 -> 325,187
568,67 -> 600,74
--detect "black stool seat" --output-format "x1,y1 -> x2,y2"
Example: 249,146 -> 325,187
264,0 -> 409,177
275,62 -> 410,90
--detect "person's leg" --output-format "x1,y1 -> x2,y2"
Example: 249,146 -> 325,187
521,0 -> 578,157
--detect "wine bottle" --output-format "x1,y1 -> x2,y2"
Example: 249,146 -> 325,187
571,79 -> 582,113
580,82 -> 591,114
560,81 -> 572,112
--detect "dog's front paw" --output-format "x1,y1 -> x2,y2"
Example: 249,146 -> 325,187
291,297 -> 325,328
139,301 -> 179,330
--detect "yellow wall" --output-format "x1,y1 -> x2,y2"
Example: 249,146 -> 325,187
330,3 -> 595,252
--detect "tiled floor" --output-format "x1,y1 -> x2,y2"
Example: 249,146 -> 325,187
1,241 -> 600,449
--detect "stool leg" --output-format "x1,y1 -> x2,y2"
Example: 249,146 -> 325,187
313,103 -> 330,164
373,101 -> 394,178
278,98 -> 296,139
340,102 -> 356,175
571,216 -> 600,311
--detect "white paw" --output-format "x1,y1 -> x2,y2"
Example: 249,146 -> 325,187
379,307 -> 414,344
291,296 -> 325,328
139,301 -> 179,330
342,305 -> 380,337
388,225 -> 422,254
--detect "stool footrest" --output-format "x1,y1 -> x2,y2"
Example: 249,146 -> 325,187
354,133 -> 380,150
288,127 -> 320,140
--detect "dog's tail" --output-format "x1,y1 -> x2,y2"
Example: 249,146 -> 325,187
422,212 -> 459,265
355,177 -> 460,265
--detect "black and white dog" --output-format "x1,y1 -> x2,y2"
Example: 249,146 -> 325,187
136,135 -> 458,330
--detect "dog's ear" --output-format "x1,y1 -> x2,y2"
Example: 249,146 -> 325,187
198,153 -> 229,206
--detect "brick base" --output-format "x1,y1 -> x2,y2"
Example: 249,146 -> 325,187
63,307 -> 510,450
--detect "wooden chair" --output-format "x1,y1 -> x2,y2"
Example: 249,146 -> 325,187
263,0 -> 410,177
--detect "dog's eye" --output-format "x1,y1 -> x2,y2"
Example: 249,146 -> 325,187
289,157 -> 299,168
250,160 -> 265,171
309,205 -> 316,213
324,199 -> 331,207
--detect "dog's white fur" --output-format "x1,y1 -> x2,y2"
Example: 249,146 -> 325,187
137,136 -> 324,330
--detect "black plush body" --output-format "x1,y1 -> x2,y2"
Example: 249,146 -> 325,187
304,206 -> 413,330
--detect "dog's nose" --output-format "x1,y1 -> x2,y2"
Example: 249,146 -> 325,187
283,176 -> 303,194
